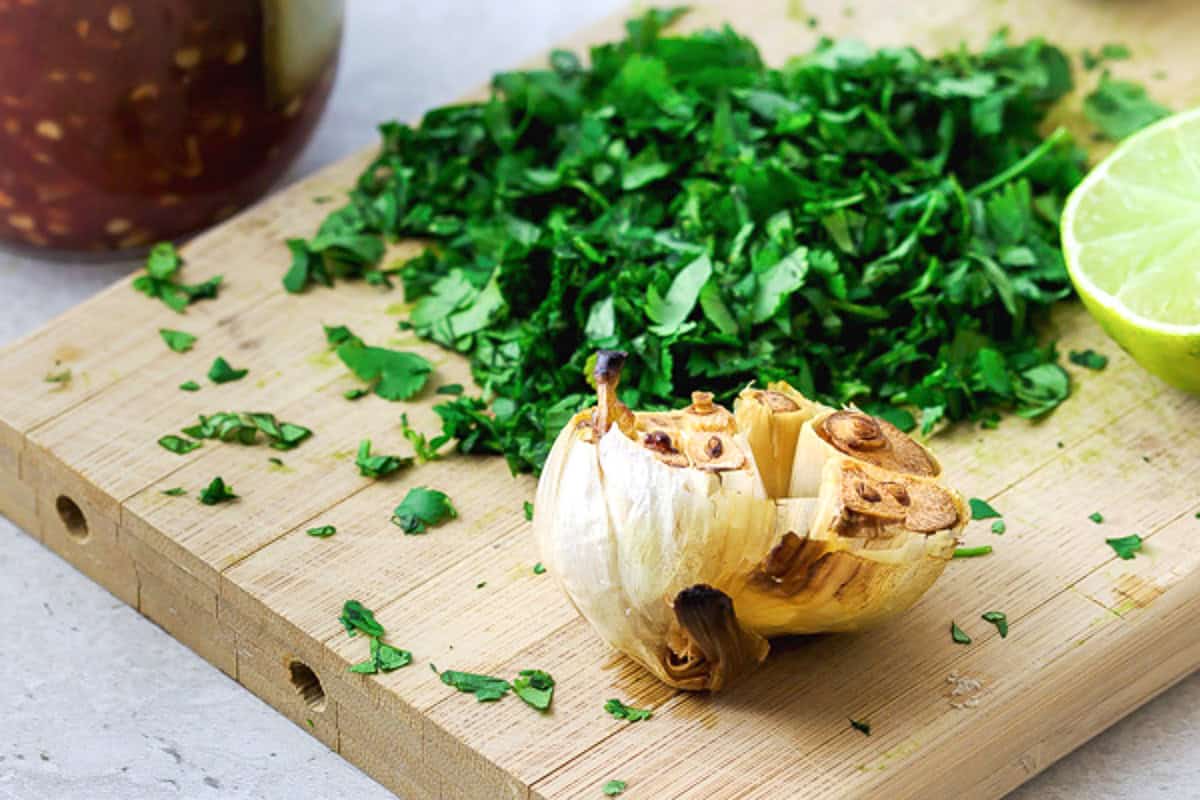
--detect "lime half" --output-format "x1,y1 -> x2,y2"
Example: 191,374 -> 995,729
1062,108 -> 1200,394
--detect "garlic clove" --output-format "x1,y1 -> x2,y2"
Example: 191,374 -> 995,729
734,382 -> 828,498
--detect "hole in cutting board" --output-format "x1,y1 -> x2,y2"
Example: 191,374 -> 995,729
288,660 -> 326,712
55,495 -> 89,542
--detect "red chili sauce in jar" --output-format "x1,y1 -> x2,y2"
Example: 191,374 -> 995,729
0,0 -> 342,252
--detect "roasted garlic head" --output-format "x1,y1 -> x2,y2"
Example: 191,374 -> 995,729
534,351 -> 966,691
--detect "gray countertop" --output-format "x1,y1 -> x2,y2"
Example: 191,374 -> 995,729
2,3 -> 1198,798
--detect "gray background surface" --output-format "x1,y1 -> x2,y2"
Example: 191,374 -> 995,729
2,3 -> 1198,798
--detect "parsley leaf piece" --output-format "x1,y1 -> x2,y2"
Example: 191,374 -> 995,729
532,562 -> 546,575
181,412 -> 311,450
401,413 -> 446,462
44,368 -> 71,385
1089,512 -> 1104,524
158,435 -> 201,455
523,501 -> 534,522
391,487 -> 457,533
159,329 -> 197,353
343,388 -> 369,401
645,254 -> 712,336
850,719 -> 871,736
981,610 -> 1009,638
604,698 -> 652,723
1106,534 -> 1143,560
1082,43 -> 1131,71
435,383 -> 464,396
133,242 -> 223,313
161,487 -> 187,497
307,525 -> 337,538
991,520 -> 1007,535
207,357 -> 248,384
953,546 -> 993,559
437,668 -> 511,702
603,779 -> 627,797
324,324 -> 362,348
950,622 -> 972,645
179,380 -> 201,392
340,599 -> 385,638
335,336 -> 432,401
969,498 -> 1002,520
1068,349 -> 1108,370
355,439 -> 412,479
350,637 -> 413,674
146,241 -> 181,279
512,669 -> 555,711
198,476 -> 237,505
1084,72 -> 1171,140
268,457 -> 284,467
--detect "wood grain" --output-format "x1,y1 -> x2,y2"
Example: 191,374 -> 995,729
2,2 -> 1199,798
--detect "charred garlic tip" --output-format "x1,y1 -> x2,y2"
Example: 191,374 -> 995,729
642,429 -> 689,467
666,584 -> 768,692
836,462 -> 962,538
591,349 -> 635,437
818,410 -> 939,476
685,432 -> 744,471
756,389 -> 801,413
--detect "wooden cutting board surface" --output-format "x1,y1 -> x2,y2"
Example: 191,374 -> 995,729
3,2 -> 1200,798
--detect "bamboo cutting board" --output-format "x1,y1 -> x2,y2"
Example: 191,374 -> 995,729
3,2 -> 1200,798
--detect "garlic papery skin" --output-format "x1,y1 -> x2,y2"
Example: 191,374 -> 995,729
534,352 -> 967,692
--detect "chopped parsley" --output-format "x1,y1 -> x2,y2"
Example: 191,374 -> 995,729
435,383 -> 464,396
1106,534 -> 1143,560
523,501 -> 534,522
1084,72 -> 1171,141
159,328 -> 197,353
391,487 -> 457,533
181,412 -> 312,450
340,600 -> 385,638
198,476 -> 237,505
207,356 -> 248,384
953,546 -> 993,559
343,388 -> 369,401
604,698 -> 652,723
306,525 -> 337,538
850,718 -> 871,736
969,498 -> 1002,520
1089,512 -> 1104,524
44,368 -> 71,385
132,242 -> 222,313
1081,43 -> 1130,71
532,562 -> 546,575
603,779 -> 627,797
950,622 -> 972,645
356,439 -> 412,478
286,15 -> 1104,474
179,380 -> 201,392
158,435 -> 201,455
435,667 -> 511,702
326,325 -> 433,401
981,610 -> 1008,638
991,520 -> 1006,535
512,669 -> 555,711
1068,349 -> 1108,370
349,636 -> 413,674
401,413 -> 447,462
161,487 -> 187,497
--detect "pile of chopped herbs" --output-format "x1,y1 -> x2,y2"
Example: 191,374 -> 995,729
285,9 -> 1128,474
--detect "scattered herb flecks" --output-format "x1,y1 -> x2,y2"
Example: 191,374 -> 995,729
285,14 -> 1105,474
605,698 -> 652,723
435,383 -> 464,396
523,501 -> 535,522
207,356 -> 248,384
1081,43 -> 1130,71
401,412 -> 448,462
392,487 -> 457,533
950,621 -> 972,645
512,669 -> 555,711
307,525 -> 337,538
132,242 -> 223,313
349,636 -> 413,674
340,599 -> 386,638
198,476 -> 237,505
953,546 -> 993,559
533,562 -> 546,575
1068,349 -> 1108,370
161,487 -> 187,497
1106,534 -> 1143,560
1084,72 -> 1172,141
179,380 -> 201,392
44,368 -> 71,386
991,520 -> 1006,535
158,435 -> 202,455
159,328 -> 197,353
850,718 -> 871,736
325,324 -> 432,401
603,779 -> 627,797
969,498 -> 1002,520
356,439 -> 413,478
435,667 -> 511,702
1089,512 -> 1104,524
981,610 -> 1009,638
181,412 -> 312,450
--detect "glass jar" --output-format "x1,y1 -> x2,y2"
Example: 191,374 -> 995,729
0,0 -> 343,253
